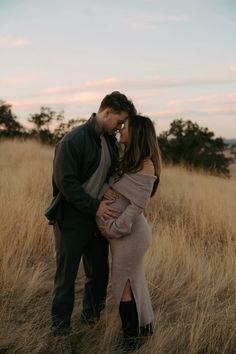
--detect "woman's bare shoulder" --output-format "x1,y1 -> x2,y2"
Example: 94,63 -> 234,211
140,159 -> 155,175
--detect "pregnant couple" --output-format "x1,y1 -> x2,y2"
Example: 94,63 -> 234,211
45,91 -> 161,353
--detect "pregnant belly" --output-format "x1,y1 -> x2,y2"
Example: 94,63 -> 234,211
108,194 -> 130,209
96,196 -> 129,230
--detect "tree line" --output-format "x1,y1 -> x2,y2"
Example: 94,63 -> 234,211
0,100 -> 233,177
0,100 -> 86,144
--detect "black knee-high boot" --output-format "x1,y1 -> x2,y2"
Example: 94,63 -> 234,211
119,299 -> 153,352
119,299 -> 142,352
119,299 -> 139,338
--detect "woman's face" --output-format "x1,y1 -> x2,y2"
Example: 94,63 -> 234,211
119,119 -> 129,144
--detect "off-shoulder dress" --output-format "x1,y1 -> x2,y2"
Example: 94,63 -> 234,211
96,172 -> 156,328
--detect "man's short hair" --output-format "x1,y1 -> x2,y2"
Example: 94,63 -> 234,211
99,91 -> 136,116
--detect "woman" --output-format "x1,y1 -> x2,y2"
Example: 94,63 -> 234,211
96,115 -> 161,351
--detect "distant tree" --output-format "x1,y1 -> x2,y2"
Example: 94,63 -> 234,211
158,119 -> 232,177
0,102 -> 87,144
28,106 -> 64,131
53,118 -> 86,143
0,100 -> 25,137
28,107 -> 64,144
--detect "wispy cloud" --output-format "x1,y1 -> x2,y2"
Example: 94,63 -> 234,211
35,78 -> 121,98
14,75 -> 236,102
203,107 -> 236,114
81,75 -> 236,90
53,75 -> 236,95
166,92 -> 236,111
167,95 -> 218,106
7,77 -> 236,124
11,92 -> 100,110
38,86 -> 77,96
68,92 -> 101,103
146,109 -> 185,118
84,77 -> 121,89
125,13 -> 189,30
0,35 -> 32,47
149,108 -> 236,119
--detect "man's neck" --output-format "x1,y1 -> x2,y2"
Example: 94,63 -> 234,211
94,113 -> 104,134
93,113 -> 104,135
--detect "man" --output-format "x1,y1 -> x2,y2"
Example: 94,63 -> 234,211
46,92 -> 136,340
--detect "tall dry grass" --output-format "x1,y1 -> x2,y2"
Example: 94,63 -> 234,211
0,139 -> 236,354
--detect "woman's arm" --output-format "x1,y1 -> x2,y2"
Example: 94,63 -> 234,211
99,201 -> 143,238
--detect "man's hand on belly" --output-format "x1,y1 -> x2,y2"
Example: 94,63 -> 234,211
96,200 -> 121,221
104,188 -> 120,201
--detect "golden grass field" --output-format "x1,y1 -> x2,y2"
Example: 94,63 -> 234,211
0,139 -> 236,354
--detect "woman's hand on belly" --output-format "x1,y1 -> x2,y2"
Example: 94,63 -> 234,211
96,200 -> 121,221
99,225 -> 110,239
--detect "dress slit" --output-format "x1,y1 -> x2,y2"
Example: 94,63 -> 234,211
115,276 -> 141,330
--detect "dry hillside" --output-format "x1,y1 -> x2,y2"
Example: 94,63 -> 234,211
0,140 -> 236,354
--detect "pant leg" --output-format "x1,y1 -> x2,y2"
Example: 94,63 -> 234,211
51,222 -> 84,330
81,227 -> 109,320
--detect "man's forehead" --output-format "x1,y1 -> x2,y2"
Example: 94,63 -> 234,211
120,113 -> 129,121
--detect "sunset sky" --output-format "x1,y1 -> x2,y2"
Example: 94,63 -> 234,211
0,0 -> 236,138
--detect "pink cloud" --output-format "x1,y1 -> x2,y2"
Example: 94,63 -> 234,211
0,35 -> 31,47
229,92 -> 236,101
68,92 -> 101,103
7,75 -> 236,121
0,73 -> 37,86
17,74 -> 236,103
83,76 -> 236,90
229,65 -> 236,72
12,39 -> 31,47
145,109 -> 184,117
168,95 -> 218,106
84,77 -> 121,89
35,79 -> 121,97
146,106 -> 236,118
10,99 -> 40,109
203,107 -> 235,114
39,86 -> 77,96
11,92 -> 100,110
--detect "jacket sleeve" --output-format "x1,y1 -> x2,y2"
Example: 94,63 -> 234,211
53,137 -> 100,215
101,202 -> 143,238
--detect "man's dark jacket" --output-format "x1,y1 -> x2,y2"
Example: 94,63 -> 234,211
45,114 -> 118,226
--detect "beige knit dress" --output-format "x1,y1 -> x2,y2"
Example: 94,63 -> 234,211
96,172 -> 156,328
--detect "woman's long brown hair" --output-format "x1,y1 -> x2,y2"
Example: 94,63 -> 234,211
115,115 -> 162,197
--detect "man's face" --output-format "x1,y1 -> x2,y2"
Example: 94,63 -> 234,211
103,109 -> 129,135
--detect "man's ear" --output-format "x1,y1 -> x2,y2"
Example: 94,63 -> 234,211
106,108 -> 111,115
104,108 -> 110,118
